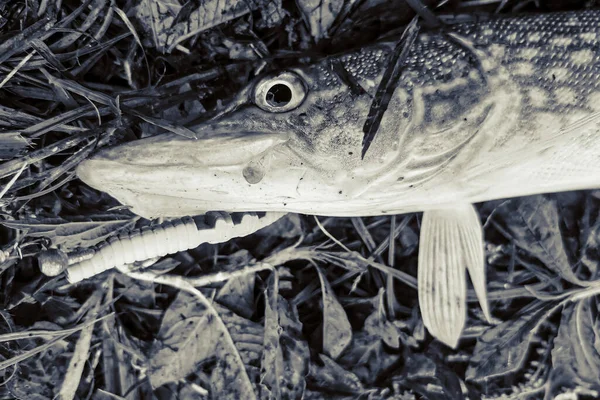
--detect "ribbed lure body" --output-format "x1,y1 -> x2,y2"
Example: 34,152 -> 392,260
66,212 -> 285,282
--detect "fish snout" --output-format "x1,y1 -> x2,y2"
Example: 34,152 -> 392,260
76,130 -> 291,196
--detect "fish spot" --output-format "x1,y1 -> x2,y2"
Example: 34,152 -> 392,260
554,87 -> 577,106
505,32 -> 518,43
527,87 -> 548,108
549,36 -> 573,47
243,165 -> 264,184
430,102 -> 450,122
579,32 -> 597,43
570,49 -> 594,66
548,67 -> 569,82
482,28 -> 494,37
587,92 -> 600,112
512,62 -> 534,76
527,32 -> 542,43
566,16 -> 579,26
516,48 -> 539,60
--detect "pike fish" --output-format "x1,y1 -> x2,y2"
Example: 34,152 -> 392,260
76,10 -> 600,348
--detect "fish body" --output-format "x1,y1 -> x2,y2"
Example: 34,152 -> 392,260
76,10 -> 600,347
78,9 -> 600,219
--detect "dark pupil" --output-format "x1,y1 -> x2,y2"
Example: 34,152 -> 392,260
265,83 -> 292,107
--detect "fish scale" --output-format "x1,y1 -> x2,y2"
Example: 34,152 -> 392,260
445,11 -> 600,138
75,9 -> 600,349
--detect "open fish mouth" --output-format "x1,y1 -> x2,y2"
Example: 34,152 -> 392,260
75,129 -> 294,275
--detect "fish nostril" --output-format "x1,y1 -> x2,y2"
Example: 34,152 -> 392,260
266,83 -> 292,107
243,164 -> 265,184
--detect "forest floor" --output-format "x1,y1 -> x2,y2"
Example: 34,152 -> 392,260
0,0 -> 599,399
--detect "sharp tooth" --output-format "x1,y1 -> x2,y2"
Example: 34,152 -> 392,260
203,211 -> 232,229
202,211 -> 287,243
231,212 -> 256,225
241,212 -> 259,224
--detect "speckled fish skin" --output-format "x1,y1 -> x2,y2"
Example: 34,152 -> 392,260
77,10 -> 600,219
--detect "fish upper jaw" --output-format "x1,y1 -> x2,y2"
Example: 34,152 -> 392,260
75,128 -> 292,211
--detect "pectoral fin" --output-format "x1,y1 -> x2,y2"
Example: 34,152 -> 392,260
418,203 -> 490,348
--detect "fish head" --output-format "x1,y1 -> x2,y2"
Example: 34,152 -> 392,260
80,27 -> 580,219
77,44 -> 426,218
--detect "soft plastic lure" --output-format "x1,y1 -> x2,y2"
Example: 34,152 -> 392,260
76,10 -> 600,347
42,212 -> 284,283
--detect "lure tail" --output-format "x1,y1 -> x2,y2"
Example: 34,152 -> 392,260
418,203 -> 490,348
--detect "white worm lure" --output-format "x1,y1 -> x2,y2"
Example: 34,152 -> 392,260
65,211 -> 286,283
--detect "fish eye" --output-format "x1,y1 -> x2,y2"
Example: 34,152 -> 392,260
253,71 -> 307,113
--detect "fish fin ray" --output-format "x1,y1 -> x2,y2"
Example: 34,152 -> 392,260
418,203 -> 489,348
460,204 -> 491,322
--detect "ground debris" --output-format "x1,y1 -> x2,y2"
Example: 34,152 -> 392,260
0,0 -> 598,398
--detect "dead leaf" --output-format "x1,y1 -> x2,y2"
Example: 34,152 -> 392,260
315,265 -> 352,359
134,113 -> 199,139
114,273 -> 157,309
403,353 -> 464,400
0,131 -> 30,160
363,310 -> 418,350
133,0 -> 282,53
581,218 -> 600,279
260,280 -> 309,399
466,300 -> 562,387
58,293 -> 102,399
211,339 -> 259,400
336,330 -> 400,385
307,354 -> 364,395
361,288 -> 418,349
2,215 -> 138,250
3,320 -> 76,399
101,321 -> 144,400
497,195 -> 587,285
148,291 -> 263,394
296,0 -> 345,41
216,249 -> 256,319
549,297 -> 600,397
